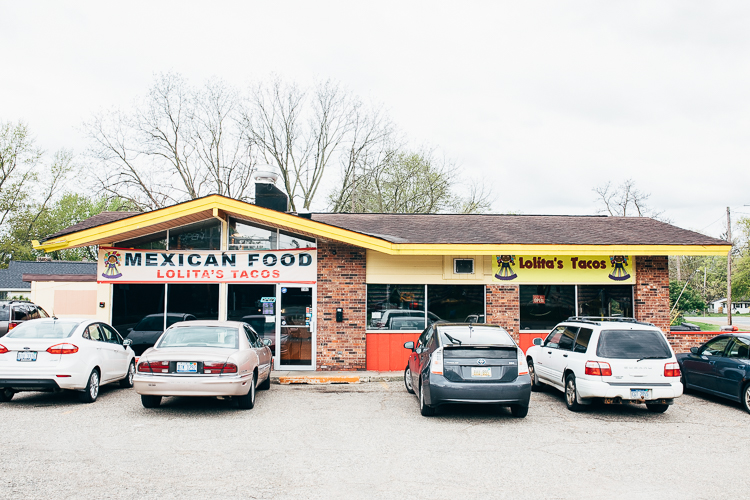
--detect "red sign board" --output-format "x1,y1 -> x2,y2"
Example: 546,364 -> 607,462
533,295 -> 546,304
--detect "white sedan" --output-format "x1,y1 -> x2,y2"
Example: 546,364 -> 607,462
0,318 -> 136,403
134,321 -> 272,409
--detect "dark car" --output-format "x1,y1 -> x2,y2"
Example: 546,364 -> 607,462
677,333 -> 750,413
0,300 -> 49,336
125,313 -> 197,355
403,323 -> 532,417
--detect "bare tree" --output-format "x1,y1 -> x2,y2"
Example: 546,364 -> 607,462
244,78 -> 358,212
85,73 -> 256,210
593,179 -> 664,219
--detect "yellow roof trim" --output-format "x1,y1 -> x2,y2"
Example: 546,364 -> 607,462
32,195 -> 731,257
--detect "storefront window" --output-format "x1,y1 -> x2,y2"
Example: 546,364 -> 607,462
167,284 -> 219,320
227,284 -> 276,343
367,284 -> 426,330
229,218 -> 276,250
427,285 -> 484,323
169,220 -> 221,250
578,285 -> 633,318
111,284 -> 165,337
279,230 -> 316,249
520,285 -> 576,331
115,231 -> 167,250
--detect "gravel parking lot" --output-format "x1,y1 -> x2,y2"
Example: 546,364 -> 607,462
1,381 -> 748,500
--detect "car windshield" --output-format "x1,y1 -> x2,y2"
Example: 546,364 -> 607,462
596,329 -> 672,359
157,326 -> 238,349
0,303 -> 9,321
6,320 -> 80,339
438,326 -> 514,346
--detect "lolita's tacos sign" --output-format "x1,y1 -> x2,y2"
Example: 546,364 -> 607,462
492,255 -> 635,284
98,247 -> 316,284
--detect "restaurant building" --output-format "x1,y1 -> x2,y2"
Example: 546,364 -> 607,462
33,184 -> 730,372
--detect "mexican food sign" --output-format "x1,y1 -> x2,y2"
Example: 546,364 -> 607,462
492,255 -> 635,284
98,247 -> 316,284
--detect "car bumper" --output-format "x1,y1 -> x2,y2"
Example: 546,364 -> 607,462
426,374 -> 532,407
134,373 -> 254,397
0,365 -> 93,391
576,378 -> 683,401
0,378 -> 62,391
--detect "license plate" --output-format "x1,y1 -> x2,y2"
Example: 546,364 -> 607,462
471,367 -> 492,378
630,389 -> 651,400
176,362 -> 197,373
17,351 -> 37,362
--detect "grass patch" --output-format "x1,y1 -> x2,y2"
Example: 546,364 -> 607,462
684,321 -> 721,332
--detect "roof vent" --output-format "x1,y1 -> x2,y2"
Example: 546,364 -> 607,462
254,167 -> 288,212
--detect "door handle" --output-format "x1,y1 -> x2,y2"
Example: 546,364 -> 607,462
563,354 -> 568,358
546,351 -> 552,354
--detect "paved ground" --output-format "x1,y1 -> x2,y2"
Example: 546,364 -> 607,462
1,381 -> 748,500
685,316 -> 750,329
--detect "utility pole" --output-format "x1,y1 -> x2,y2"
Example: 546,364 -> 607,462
727,207 -> 732,326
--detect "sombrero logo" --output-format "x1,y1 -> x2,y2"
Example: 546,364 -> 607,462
101,251 -> 122,279
494,255 -> 518,281
608,255 -> 631,281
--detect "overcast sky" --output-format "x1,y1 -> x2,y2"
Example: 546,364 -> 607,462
1,1 -> 748,237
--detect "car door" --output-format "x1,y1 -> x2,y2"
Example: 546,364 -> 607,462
535,327 -> 564,384
245,325 -> 271,381
410,326 -> 433,389
682,336 -> 732,393
713,337 -> 750,400
545,326 -> 577,387
100,324 -> 129,381
84,324 -> 112,380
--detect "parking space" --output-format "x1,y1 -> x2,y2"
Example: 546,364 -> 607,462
1,383 -> 748,499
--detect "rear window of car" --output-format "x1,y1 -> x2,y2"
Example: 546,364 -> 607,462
596,329 -> 672,359
6,320 -> 80,339
157,326 -> 239,349
438,326 -> 514,346
134,316 -> 164,331
0,303 -> 9,321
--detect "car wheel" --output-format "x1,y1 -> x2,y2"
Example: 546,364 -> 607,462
79,369 -> 100,403
510,405 -> 528,418
404,365 -> 414,394
742,383 -> 750,414
120,360 -> 135,388
564,374 -> 583,412
419,383 -> 435,416
141,395 -> 162,408
258,370 -> 271,391
236,373 -> 257,410
646,403 -> 669,413
0,388 -> 14,402
528,359 -> 543,392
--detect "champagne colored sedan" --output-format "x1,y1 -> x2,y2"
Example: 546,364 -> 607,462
134,321 -> 272,409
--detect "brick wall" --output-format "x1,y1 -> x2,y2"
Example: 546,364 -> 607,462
666,332 -> 714,353
316,240 -> 367,371
486,285 -> 520,343
634,256 -> 670,333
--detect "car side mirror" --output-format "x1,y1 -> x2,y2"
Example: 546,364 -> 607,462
263,339 -> 272,347
403,341 -> 414,351
690,346 -> 698,354
123,339 -> 133,348
533,337 -> 543,346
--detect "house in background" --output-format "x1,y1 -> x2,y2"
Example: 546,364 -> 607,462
710,298 -> 750,314
0,261 -> 98,317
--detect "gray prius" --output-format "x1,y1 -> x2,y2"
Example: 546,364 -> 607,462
403,323 -> 532,417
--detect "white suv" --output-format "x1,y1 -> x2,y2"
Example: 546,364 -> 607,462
526,317 -> 683,413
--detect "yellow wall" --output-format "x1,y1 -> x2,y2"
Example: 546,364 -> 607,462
30,281 -> 110,321
366,251 -> 494,284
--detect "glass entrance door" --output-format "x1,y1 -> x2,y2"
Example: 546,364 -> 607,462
277,286 -> 315,370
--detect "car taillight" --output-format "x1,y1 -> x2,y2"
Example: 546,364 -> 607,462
664,362 -> 681,377
47,343 -> 79,354
137,360 -> 169,373
7,322 -> 19,331
0,344 -> 8,354
517,349 -> 529,376
203,362 -> 238,374
430,348 -> 444,375
585,361 -> 612,376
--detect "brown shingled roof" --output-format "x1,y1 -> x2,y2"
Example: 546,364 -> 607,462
309,213 -> 727,246
42,211 -> 141,242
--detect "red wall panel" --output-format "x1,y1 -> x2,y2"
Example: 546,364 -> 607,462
366,333 -> 420,371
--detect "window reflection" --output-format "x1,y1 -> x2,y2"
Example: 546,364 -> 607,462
520,285 -> 575,330
169,220 -> 221,250
578,285 -> 632,318
116,232 -> 167,250
229,219 -> 276,250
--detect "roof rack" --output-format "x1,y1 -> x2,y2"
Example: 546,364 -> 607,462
565,316 -> 655,327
